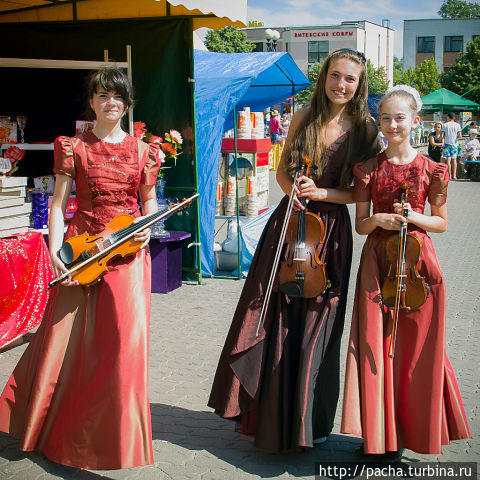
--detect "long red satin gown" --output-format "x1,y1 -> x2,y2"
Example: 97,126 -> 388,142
0,131 -> 161,469
341,152 -> 471,454
209,131 -> 378,453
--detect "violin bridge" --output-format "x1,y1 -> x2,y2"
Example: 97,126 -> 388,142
293,257 -> 306,262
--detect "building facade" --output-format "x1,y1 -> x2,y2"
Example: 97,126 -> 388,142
403,18 -> 480,73
245,21 -> 394,85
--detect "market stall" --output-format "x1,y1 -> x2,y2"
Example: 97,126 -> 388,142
0,1 -> 247,284
421,88 -> 479,117
194,50 -> 310,277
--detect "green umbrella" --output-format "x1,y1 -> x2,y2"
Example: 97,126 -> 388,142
421,88 -> 479,112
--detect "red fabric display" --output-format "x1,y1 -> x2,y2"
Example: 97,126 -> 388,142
0,231 -> 54,349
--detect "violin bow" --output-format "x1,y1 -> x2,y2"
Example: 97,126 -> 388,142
255,156 -> 310,337
388,183 -> 409,358
46,194 -> 199,291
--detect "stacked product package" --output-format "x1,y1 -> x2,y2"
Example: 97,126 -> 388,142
0,176 -> 31,237
236,108 -> 265,140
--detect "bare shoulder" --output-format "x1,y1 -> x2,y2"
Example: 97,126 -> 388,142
289,108 -> 309,134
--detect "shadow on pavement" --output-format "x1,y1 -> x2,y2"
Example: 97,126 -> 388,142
151,403 -> 372,478
0,432 -> 113,479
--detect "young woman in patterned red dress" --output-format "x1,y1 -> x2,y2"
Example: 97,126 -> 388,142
0,68 -> 161,469
341,85 -> 470,458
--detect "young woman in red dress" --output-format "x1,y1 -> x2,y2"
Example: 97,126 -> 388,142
208,49 -> 379,453
341,85 -> 470,457
0,68 -> 161,469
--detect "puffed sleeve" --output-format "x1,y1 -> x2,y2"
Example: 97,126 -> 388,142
428,162 -> 449,207
140,143 -> 162,185
353,158 -> 376,202
53,136 -> 76,178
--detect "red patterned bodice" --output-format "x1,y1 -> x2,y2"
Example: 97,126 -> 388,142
54,131 -> 161,239
353,152 -> 449,235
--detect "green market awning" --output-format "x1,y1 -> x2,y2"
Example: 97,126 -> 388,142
421,88 -> 479,112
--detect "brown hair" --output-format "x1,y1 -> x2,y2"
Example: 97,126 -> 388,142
285,50 -> 377,188
85,67 -> 133,120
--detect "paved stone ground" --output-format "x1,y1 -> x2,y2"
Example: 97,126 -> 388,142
0,169 -> 478,479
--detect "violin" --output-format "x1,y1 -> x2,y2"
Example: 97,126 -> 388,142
381,184 -> 429,357
278,157 -> 329,298
254,156 -> 328,337
47,194 -> 198,290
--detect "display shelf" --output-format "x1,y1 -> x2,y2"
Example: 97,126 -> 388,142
1,143 -> 54,151
0,57 -> 128,70
0,46 -> 133,135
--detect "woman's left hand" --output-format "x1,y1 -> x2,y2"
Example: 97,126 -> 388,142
132,216 -> 151,249
393,202 -> 416,222
296,175 -> 326,202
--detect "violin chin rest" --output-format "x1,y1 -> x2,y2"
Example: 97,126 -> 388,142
58,242 -> 74,266
279,282 -> 303,298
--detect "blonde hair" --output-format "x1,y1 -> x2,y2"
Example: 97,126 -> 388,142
285,50 -> 377,188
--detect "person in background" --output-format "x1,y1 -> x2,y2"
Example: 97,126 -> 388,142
280,113 -> 290,138
0,67 -> 161,470
269,110 -> 286,144
414,119 -> 423,145
461,121 -> 476,136
442,112 -> 462,179
427,122 -> 444,163
463,129 -> 480,161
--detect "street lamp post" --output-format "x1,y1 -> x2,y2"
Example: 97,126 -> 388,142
265,28 -> 281,52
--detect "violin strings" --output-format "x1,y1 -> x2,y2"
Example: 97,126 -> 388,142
108,206 -> 171,245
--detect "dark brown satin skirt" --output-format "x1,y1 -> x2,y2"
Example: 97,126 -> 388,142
208,196 -> 353,452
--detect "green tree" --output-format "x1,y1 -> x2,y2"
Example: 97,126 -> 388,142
438,0 -> 480,18
367,60 -> 389,94
294,62 -> 322,107
393,57 -> 404,85
204,26 -> 255,53
441,36 -> 480,103
401,67 -> 415,88
401,58 -> 440,95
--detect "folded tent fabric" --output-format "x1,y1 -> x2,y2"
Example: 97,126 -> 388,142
194,50 -> 311,276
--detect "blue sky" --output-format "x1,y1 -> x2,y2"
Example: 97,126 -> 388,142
247,0 -> 446,58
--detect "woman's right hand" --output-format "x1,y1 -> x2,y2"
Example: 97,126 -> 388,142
50,252 -> 79,287
372,212 -> 406,230
292,183 -> 304,211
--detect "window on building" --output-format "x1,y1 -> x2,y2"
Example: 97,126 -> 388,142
253,42 -> 264,52
444,36 -> 463,52
417,36 -> 435,53
308,41 -> 329,63
285,42 -> 289,53
473,35 -> 479,42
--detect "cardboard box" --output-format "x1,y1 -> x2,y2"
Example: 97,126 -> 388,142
0,176 -> 28,190
0,214 -> 30,231
0,203 -> 31,218
0,187 -> 26,198
0,226 -> 28,238
0,196 -> 25,208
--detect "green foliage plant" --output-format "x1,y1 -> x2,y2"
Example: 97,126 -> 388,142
204,26 -> 256,53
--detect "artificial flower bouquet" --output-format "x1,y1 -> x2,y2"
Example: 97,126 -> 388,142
133,122 -> 183,176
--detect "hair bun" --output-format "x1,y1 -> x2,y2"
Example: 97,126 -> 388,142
384,84 -> 422,112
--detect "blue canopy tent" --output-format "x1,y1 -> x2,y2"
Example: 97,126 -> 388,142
194,50 -> 311,276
